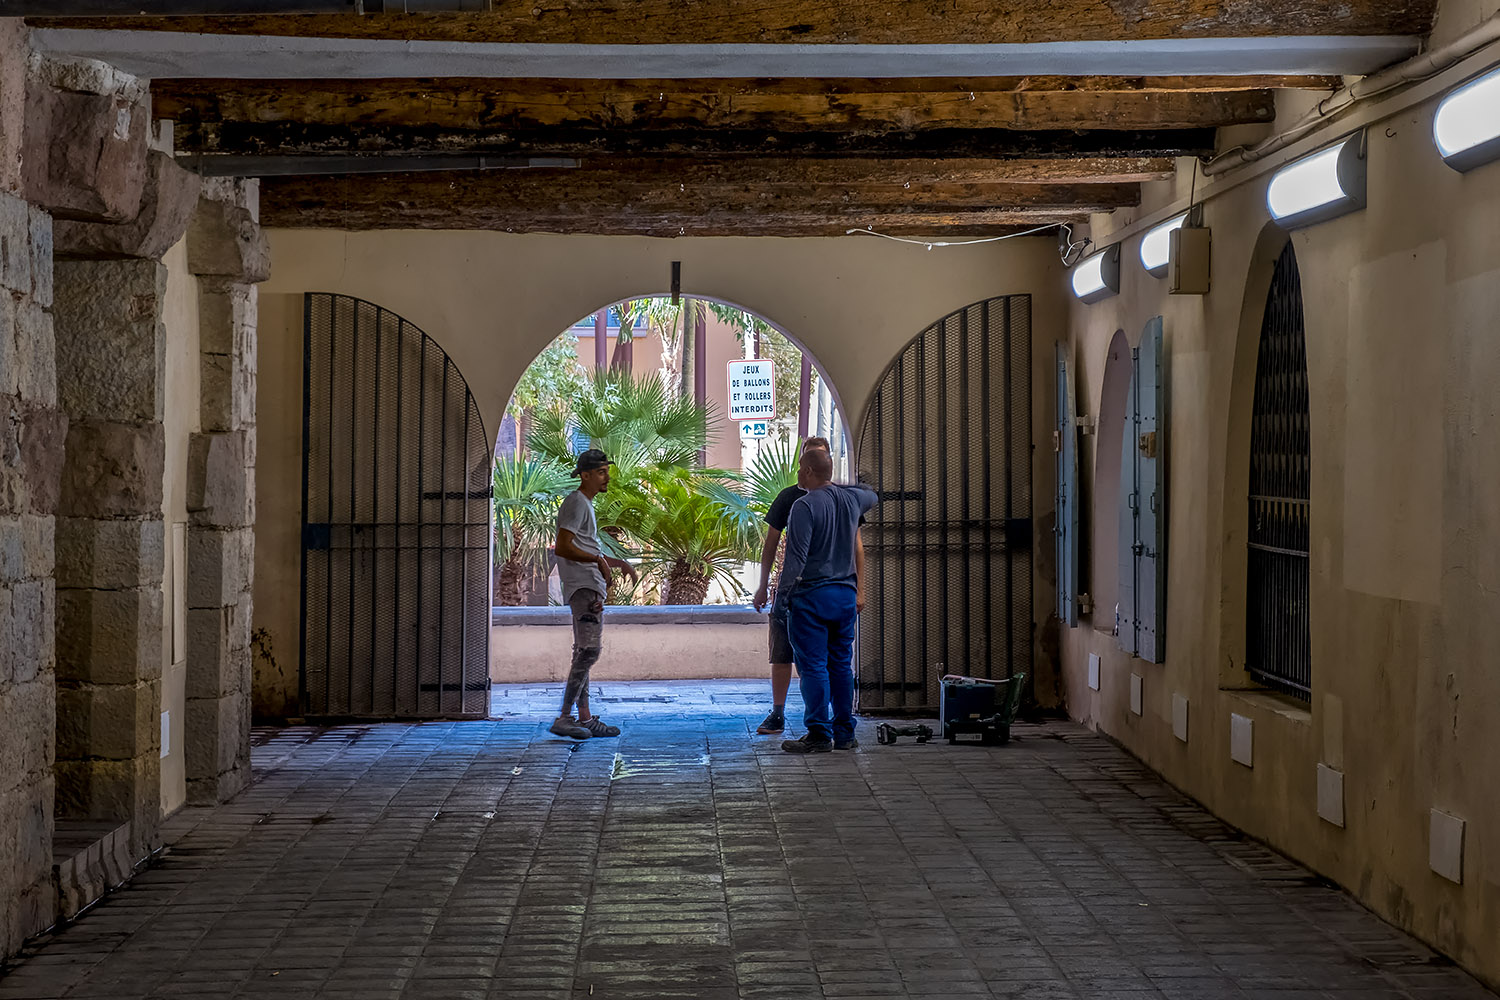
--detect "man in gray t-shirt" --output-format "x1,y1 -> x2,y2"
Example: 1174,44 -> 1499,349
550,449 -> 637,740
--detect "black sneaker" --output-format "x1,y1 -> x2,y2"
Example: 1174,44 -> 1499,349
581,716 -> 620,738
548,717 -> 591,740
834,737 -> 859,750
781,735 -> 833,754
756,711 -> 786,735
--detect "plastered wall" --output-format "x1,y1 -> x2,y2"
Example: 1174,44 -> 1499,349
252,231 -> 1066,716
1057,49 -> 1500,989
158,237 -> 200,818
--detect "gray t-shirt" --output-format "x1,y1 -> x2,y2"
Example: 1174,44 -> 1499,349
556,490 -> 606,603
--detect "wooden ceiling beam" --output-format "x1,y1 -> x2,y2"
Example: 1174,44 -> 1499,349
173,122 -> 1218,159
258,201 -> 1084,237
258,171 -> 1116,234
260,171 -> 1137,218
198,155 -> 1177,185
153,78 -> 1275,133
30,1 -> 1436,45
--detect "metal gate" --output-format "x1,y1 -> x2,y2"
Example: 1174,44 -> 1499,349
856,296 -> 1032,710
1246,244 -> 1311,700
300,293 -> 491,718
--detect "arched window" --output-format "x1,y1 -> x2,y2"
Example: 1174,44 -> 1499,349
1246,243 -> 1311,699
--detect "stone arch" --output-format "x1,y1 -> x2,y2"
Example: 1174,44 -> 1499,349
1217,222 -> 1295,688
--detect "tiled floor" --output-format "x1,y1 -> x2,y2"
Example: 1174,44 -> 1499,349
2,680 -> 1494,1000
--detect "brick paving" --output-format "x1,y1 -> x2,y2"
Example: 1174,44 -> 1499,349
2,680 -> 1495,1000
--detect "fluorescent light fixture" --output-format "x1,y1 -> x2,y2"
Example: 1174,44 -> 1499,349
1139,212 -> 1188,277
1266,133 -> 1366,228
1070,244 -> 1120,303
1434,65 -> 1500,172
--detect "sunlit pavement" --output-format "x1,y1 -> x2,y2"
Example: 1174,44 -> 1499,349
2,680 -> 1493,1000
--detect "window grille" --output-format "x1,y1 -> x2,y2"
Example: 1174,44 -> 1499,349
1246,244 -> 1311,699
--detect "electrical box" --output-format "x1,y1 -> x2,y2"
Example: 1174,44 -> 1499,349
1169,225 -> 1211,294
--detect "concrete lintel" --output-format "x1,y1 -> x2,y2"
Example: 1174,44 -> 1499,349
31,30 -> 1421,80
492,604 -> 766,627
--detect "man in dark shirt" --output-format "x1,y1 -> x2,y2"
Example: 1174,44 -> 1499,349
751,438 -> 865,735
774,447 -> 878,752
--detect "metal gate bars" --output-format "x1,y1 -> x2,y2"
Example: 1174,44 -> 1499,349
856,296 -> 1033,710
300,293 -> 492,718
1246,244 -> 1312,700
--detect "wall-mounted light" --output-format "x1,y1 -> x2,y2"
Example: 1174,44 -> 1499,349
1070,244 -> 1120,303
1434,65 -> 1500,172
1139,212 -> 1188,278
1266,132 -> 1366,229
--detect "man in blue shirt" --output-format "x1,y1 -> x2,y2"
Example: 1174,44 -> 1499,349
776,447 -> 878,753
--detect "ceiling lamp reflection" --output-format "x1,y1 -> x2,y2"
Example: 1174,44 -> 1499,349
1070,244 -> 1120,304
1139,212 -> 1188,277
1434,65 -> 1500,172
1266,133 -> 1366,228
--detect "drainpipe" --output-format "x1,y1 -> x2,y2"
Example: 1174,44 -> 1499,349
1205,9 -> 1500,175
796,355 -> 812,440
593,309 -> 607,372
694,307 -> 707,465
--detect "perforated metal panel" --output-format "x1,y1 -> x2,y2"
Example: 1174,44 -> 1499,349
1119,317 -> 1167,663
1246,245 -> 1311,700
856,296 -> 1032,711
301,293 -> 491,718
1055,342 -> 1079,628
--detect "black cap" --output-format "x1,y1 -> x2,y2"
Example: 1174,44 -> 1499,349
574,449 -> 614,475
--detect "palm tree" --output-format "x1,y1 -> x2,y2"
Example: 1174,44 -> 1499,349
492,458 -> 575,606
528,369 -> 710,471
606,465 -> 762,604
526,369 -> 762,604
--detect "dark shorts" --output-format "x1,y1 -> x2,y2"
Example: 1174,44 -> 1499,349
769,604 -> 793,664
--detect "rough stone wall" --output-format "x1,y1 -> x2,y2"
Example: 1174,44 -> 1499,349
0,21 -> 63,960
183,179 -> 267,804
52,257 -> 167,860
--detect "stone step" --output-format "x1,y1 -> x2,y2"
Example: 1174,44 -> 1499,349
51,819 -> 134,920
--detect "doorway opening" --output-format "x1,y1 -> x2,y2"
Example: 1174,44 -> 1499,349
489,295 -> 850,686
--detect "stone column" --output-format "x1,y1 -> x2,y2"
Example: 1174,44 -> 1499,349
1,21 -> 66,957
183,180 -> 267,804
51,258 -> 167,858
0,186 -> 65,961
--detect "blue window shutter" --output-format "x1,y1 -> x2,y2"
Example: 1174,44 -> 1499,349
1136,318 -> 1167,663
1055,343 -> 1079,627
1118,347 -> 1140,656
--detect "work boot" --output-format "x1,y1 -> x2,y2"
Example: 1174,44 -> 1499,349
549,716 -> 592,740
781,734 -> 833,754
581,716 -> 621,737
834,737 -> 860,751
756,710 -> 785,734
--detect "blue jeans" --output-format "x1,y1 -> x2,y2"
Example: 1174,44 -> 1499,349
787,585 -> 858,744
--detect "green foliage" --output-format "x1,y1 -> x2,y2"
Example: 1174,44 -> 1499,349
491,458 -> 575,567
602,465 -> 762,599
527,369 -> 713,471
741,437 -> 801,513
508,331 -> 585,421
518,368 -> 763,603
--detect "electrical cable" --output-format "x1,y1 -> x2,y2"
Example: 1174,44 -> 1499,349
845,222 -> 1064,250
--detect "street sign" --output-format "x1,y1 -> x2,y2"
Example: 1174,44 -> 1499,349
727,359 -> 776,421
739,420 -> 770,439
